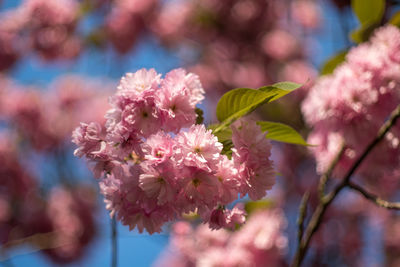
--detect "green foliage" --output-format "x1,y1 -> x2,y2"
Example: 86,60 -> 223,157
390,11 -> 400,27
214,82 -> 302,133
320,50 -> 347,75
195,108 -> 204,124
208,125 -> 233,157
211,82 -> 303,157
208,124 -> 232,142
351,0 -> 385,25
257,121 -> 309,146
216,88 -> 274,124
86,29 -> 106,48
350,0 -> 385,44
78,0 -> 94,17
267,82 -> 302,92
350,22 -> 379,44
245,200 -> 273,215
220,140 -> 234,158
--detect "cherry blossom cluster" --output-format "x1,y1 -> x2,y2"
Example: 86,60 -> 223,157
0,132 -> 96,264
40,186 -> 97,263
0,75 -> 107,263
0,0 -> 318,94
153,0 -> 318,92
0,0 -> 80,68
155,209 -> 288,267
73,68 -> 276,234
0,75 -> 110,151
302,25 -> 400,178
0,0 -> 158,68
105,0 -> 158,53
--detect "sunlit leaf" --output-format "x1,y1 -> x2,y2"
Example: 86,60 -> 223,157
257,121 -> 309,146
351,0 -> 385,25
208,124 -> 232,142
214,82 -> 301,133
390,10 -> 400,27
245,200 -> 273,214
195,108 -> 204,124
321,50 -> 347,75
350,22 -> 378,44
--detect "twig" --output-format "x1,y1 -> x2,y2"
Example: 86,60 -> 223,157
318,143 -> 345,200
111,217 -> 118,267
291,104 -> 400,267
348,182 -> 400,210
297,192 -> 310,247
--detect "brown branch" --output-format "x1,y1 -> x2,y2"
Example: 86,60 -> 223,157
291,104 -> 400,267
0,231 -> 68,262
318,143 -> 345,200
297,192 -> 310,247
348,182 -> 400,210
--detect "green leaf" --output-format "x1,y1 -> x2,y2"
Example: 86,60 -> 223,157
350,22 -> 379,44
85,29 -> 106,48
390,10 -> 400,27
195,108 -> 204,124
221,139 -> 234,158
216,89 -> 274,122
259,82 -> 303,103
208,124 -> 232,142
351,0 -> 385,25
245,200 -> 273,214
257,121 -> 309,146
270,81 -> 302,91
215,82 -> 302,133
321,50 -> 347,75
78,0 -> 94,18
208,124 -> 233,157
208,125 -> 233,157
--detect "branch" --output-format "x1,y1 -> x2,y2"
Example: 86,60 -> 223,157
291,104 -> 400,267
297,192 -> 310,247
318,143 -> 345,200
348,182 -> 400,210
111,218 -> 118,267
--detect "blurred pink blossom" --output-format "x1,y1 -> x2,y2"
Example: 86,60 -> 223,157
156,209 -> 287,267
302,25 -> 400,177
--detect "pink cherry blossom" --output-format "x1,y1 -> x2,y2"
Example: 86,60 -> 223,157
141,131 -> 175,166
120,98 -> 161,138
115,68 -> 161,103
232,118 -> 275,200
73,68 -> 277,234
208,203 -> 246,230
175,124 -> 223,172
261,29 -> 298,61
161,68 -> 205,107
72,122 -> 104,158
157,209 -> 287,267
139,165 -> 176,205
302,25 -> 400,177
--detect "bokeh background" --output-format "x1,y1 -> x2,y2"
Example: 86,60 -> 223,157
0,0 -> 399,266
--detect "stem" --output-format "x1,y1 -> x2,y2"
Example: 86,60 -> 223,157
318,143 -> 345,200
291,104 -> 400,267
111,218 -> 118,267
348,182 -> 400,210
297,192 -> 310,247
